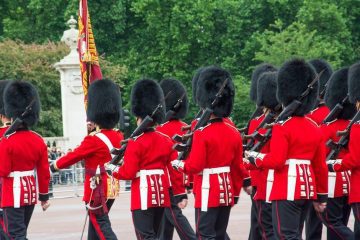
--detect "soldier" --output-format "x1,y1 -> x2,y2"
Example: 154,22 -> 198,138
319,68 -> 355,239
51,79 -> 122,240
244,71 -> 280,240
156,79 -> 196,240
172,66 -> 251,239
108,79 -> 176,239
245,59 -> 328,239
328,62 -> 360,239
0,80 -> 50,239
247,63 -> 277,240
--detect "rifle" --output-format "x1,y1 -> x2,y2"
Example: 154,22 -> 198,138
4,98 -> 36,137
322,95 -> 349,124
238,106 -> 263,134
250,71 -> 323,152
172,109 -> 202,143
174,78 -> 229,161
110,103 -> 163,165
164,92 -> 186,122
326,110 -> 360,161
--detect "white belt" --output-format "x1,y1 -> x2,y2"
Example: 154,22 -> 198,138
135,169 -> 164,210
328,172 -> 337,198
201,166 -> 230,212
8,171 -> 35,208
266,169 -> 274,203
285,159 -> 311,201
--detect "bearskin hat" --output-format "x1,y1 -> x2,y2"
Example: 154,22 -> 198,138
308,59 -> 333,97
160,78 -> 189,120
0,80 -> 10,115
256,72 -> 279,110
4,80 -> 40,127
87,79 -> 121,129
131,79 -> 165,124
277,58 -> 319,116
250,63 -> 277,102
192,67 -> 204,104
197,66 -> 234,118
325,68 -> 356,120
348,62 -> 360,104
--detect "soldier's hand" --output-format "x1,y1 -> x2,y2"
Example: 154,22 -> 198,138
171,160 -> 184,170
41,200 -> 50,211
243,186 -> 253,195
105,163 -> 119,173
313,201 -> 327,213
177,199 -> 188,209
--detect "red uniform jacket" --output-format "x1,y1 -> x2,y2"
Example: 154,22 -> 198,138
181,118 -> 250,208
254,117 -> 328,202
54,129 -> 123,203
246,114 -> 273,201
0,124 -> 9,206
320,119 -> 350,198
0,129 -> 50,208
156,120 -> 188,198
307,104 -> 330,125
333,122 -> 360,203
113,129 -> 176,211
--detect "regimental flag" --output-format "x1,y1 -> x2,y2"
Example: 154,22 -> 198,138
78,0 -> 103,109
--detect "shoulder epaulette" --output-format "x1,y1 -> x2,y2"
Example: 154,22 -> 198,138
133,133 -> 144,141
310,107 -> 319,114
305,117 -> 319,127
198,123 -> 211,132
278,117 -> 292,126
155,130 -> 171,140
159,121 -> 169,127
5,131 -> 16,139
30,130 -> 43,138
225,122 -> 239,132
325,119 -> 337,126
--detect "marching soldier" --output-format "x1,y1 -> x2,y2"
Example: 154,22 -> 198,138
247,63 -> 277,240
0,80 -> 50,239
51,79 -> 122,240
156,79 -> 196,240
328,62 -> 360,239
172,66 -> 251,239
109,79 -> 176,239
320,68 -> 355,239
244,71 -> 280,240
245,59 -> 328,239
305,59 -> 333,239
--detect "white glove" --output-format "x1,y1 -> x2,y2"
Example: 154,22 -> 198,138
244,150 -> 265,160
171,160 -> 185,170
105,163 -> 119,173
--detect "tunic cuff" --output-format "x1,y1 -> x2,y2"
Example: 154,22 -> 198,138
39,193 -> 49,202
243,177 -> 251,187
316,193 -> 328,203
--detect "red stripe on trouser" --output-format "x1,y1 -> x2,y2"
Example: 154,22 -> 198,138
257,202 -> 267,240
196,208 -> 202,240
89,212 -> 106,240
321,210 -> 345,240
3,210 -> 13,240
169,207 -> 189,240
275,202 -> 283,240
131,212 -> 143,240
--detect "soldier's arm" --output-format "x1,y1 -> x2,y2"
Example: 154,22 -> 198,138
113,140 -> 140,180
182,131 -> 206,175
312,137 -> 328,203
37,143 -> 50,202
0,139 -> 12,177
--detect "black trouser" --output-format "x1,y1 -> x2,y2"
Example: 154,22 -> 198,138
132,207 -> 165,240
351,203 -> 360,240
159,190 -> 196,240
87,199 -> 117,240
257,201 -> 275,240
195,206 -> 231,240
319,197 -> 353,240
272,200 -> 311,240
305,203 -> 323,240
248,187 -> 261,240
3,205 -> 35,240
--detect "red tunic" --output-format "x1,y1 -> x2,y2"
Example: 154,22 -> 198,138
320,119 -> 350,198
54,129 -> 123,203
0,129 -> 50,207
181,118 -> 249,208
307,104 -> 330,125
156,120 -> 188,197
113,129 -> 176,211
333,122 -> 360,203
0,125 -> 9,206
254,117 -> 328,202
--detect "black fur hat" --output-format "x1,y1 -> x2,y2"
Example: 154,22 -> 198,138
277,58 -> 319,116
160,78 -> 189,120
197,66 -> 234,118
325,68 -> 356,120
4,80 -> 40,127
192,67 -> 204,104
250,63 -> 277,102
0,80 -> 10,115
131,79 -> 165,124
308,59 -> 333,97
348,62 -> 360,104
87,79 -> 121,129
256,72 -> 279,110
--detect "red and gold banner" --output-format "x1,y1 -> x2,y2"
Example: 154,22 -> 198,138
78,0 -> 103,108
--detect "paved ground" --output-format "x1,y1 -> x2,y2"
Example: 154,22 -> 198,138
27,187 -> 354,239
